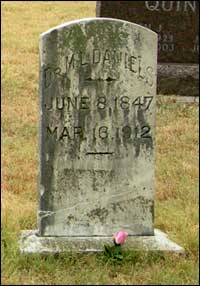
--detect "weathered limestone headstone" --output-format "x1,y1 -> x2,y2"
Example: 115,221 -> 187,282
96,1 -> 199,96
39,18 -> 157,237
20,18 -> 184,253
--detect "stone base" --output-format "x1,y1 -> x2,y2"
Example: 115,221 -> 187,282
157,63 -> 199,96
20,229 -> 184,254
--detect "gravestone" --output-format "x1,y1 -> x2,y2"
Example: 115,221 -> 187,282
96,1 -> 199,96
20,18 -> 184,253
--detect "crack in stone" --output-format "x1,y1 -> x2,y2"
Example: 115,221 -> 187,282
39,190 -> 151,218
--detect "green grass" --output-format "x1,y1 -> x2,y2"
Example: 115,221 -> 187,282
1,2 -> 199,285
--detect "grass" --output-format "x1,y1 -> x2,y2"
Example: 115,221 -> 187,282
1,1 -> 199,285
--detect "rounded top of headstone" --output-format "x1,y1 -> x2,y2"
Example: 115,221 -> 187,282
40,17 -> 158,39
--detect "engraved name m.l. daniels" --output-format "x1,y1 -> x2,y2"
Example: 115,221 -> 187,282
66,49 -> 153,84
43,49 -> 155,89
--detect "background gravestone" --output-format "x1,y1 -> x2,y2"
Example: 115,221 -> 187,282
20,18 -> 184,253
96,1 -> 199,96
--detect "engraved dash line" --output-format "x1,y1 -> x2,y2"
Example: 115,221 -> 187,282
86,152 -> 114,155
85,77 -> 117,82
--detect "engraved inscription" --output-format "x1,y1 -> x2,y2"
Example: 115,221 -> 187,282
158,32 -> 174,53
46,125 -> 152,142
64,49 -> 154,87
145,1 -> 196,12
43,37 -> 155,160
44,96 -> 153,111
45,94 -> 153,145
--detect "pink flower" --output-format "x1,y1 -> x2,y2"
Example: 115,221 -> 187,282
113,230 -> 128,245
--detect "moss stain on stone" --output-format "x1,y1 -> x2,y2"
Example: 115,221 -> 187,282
87,207 -> 109,223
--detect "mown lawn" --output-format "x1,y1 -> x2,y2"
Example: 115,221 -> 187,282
1,1 -> 199,285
